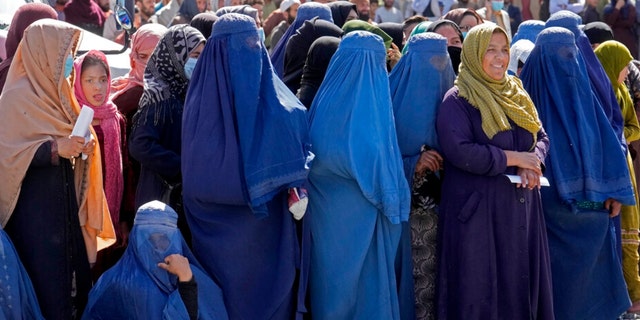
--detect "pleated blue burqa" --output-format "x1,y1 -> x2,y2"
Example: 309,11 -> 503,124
520,27 -> 635,320
389,32 -> 455,320
307,30 -> 411,319
181,13 -> 313,320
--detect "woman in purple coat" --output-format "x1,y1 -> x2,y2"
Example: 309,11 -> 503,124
435,24 -> 554,319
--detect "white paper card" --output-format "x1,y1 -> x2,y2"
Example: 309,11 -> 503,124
71,105 -> 94,160
505,174 -> 550,187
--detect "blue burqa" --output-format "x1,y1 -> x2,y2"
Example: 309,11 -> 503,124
308,31 -> 411,319
545,10 -> 626,152
82,201 -> 228,320
270,2 -> 333,78
511,19 -> 545,44
0,229 -> 44,320
388,32 -> 455,320
520,27 -> 634,320
181,13 -> 312,319
545,10 -> 629,260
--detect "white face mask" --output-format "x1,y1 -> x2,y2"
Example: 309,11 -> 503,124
184,57 -> 197,80
257,27 -> 265,43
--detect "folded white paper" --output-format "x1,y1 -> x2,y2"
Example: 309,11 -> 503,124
505,174 -> 550,187
71,105 -> 94,160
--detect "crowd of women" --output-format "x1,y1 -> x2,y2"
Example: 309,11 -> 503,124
3,1 -> 640,320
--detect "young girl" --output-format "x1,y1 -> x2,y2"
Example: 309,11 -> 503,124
73,50 -> 126,279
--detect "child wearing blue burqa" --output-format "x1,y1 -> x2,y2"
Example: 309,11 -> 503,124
520,27 -> 635,320
181,13 -> 313,320
82,201 -> 228,320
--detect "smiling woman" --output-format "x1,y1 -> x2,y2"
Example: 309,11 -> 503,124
435,23 -> 553,319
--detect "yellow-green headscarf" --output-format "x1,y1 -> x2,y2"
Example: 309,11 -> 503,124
455,24 -> 541,145
594,40 -> 634,138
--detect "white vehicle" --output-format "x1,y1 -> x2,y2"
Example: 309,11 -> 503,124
0,0 -> 132,78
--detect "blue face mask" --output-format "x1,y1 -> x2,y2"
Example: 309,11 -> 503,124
461,31 -> 468,38
491,0 -> 504,11
257,27 -> 265,43
64,54 -> 74,78
184,57 -> 197,80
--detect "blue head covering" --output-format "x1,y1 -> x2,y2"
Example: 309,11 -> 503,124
511,19 -> 545,44
270,2 -> 333,78
520,27 -> 634,205
0,229 -> 44,320
309,31 -> 410,223
182,13 -> 312,217
214,4 -> 260,22
83,201 -> 228,319
179,0 -> 206,21
389,32 -> 455,182
545,10 -> 626,152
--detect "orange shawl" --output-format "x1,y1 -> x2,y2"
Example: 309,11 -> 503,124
0,19 -> 115,263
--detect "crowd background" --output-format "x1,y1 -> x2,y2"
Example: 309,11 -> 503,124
4,0 -> 640,319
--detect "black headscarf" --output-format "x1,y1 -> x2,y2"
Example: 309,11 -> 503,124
378,22 -> 404,52
190,12 -> 218,39
297,36 -> 341,109
327,1 -> 357,28
583,21 -> 614,45
283,18 -> 344,94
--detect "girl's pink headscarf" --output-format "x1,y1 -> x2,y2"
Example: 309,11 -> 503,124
110,24 -> 167,101
74,50 -> 124,238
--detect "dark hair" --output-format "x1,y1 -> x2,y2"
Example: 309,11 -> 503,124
81,54 -> 109,76
402,15 -> 427,31
245,0 -> 265,5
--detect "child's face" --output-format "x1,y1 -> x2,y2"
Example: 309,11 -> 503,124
81,64 -> 109,107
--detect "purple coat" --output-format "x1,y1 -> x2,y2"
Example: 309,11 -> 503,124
435,87 -> 555,319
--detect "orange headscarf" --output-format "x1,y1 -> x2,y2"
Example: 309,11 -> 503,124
0,19 -> 115,263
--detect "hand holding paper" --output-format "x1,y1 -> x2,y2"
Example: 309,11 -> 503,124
71,106 -> 94,160
505,174 -> 550,187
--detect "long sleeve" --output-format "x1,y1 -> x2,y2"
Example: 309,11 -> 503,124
622,95 -> 640,143
178,276 -> 198,320
128,103 -> 182,183
436,92 -> 508,177
31,140 -> 59,167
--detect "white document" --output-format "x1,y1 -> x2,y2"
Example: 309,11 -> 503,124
505,174 -> 550,187
71,105 -> 94,160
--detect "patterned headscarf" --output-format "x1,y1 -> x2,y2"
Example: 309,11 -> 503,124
456,24 -> 541,144
139,24 -> 205,110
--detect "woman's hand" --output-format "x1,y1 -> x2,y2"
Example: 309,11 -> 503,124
604,198 -> 622,217
516,167 -> 541,189
415,149 -> 444,174
504,150 -> 542,175
387,43 -> 401,70
81,138 -> 97,157
57,136 -> 86,159
158,254 -> 193,282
